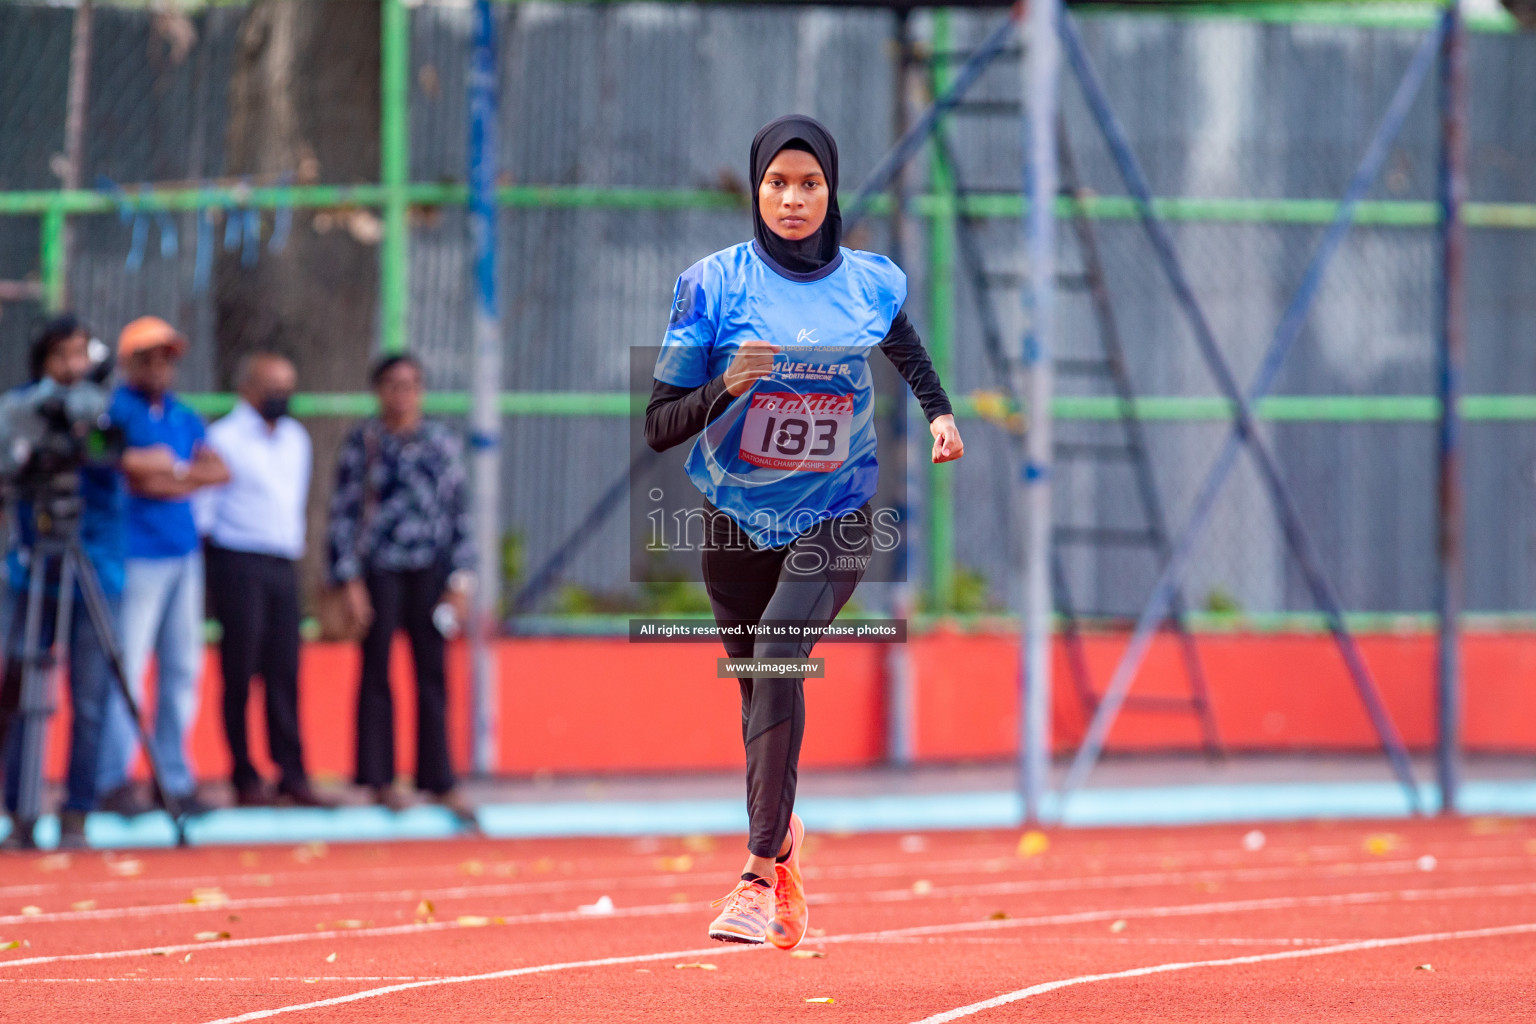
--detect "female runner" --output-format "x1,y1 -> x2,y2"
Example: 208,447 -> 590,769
646,114 -> 963,948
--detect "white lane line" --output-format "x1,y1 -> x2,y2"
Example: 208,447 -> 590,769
0,976 -> 444,983
0,922 -> 455,970
866,936 -> 1342,947
196,945 -> 757,1024
6,830 -> 1513,902
907,920 -> 1536,1023
7,875 -> 1536,972
0,899 -> 706,970
822,879 -> 1536,946
142,880 -> 1534,1023
8,851 -> 1526,927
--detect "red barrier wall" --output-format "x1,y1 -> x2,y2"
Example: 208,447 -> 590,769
39,630 -> 1536,783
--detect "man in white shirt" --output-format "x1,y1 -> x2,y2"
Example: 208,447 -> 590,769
201,351 -> 328,807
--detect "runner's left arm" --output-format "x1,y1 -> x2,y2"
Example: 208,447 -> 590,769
878,310 -> 953,423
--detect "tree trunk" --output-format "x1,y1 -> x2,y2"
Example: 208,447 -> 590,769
217,0 -> 381,604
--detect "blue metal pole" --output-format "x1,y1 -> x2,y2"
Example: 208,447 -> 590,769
1053,13 -> 1440,815
468,0 -> 502,776
1020,0 -> 1061,826
1435,0 -> 1467,816
845,9 -> 1021,233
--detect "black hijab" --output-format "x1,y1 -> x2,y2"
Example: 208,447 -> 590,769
750,115 -> 842,278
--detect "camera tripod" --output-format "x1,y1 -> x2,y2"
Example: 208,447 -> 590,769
5,477 -> 188,848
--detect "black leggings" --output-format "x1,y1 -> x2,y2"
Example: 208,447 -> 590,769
702,501 -> 872,858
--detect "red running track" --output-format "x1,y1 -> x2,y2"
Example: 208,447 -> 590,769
0,818 -> 1533,1022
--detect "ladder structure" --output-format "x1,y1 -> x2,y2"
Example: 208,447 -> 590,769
926,42 -> 1222,754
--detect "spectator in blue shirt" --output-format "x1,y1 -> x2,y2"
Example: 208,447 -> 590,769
95,317 -> 228,817
0,317 -> 124,850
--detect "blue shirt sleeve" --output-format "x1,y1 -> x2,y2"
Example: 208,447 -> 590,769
112,389 -> 151,447
653,259 -> 718,388
869,253 -> 909,324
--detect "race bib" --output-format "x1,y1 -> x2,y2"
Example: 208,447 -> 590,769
738,391 -> 852,472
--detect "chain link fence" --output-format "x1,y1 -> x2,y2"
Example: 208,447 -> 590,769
0,0 -> 1532,625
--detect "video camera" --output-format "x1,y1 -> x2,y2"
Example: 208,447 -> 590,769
0,341 -> 124,494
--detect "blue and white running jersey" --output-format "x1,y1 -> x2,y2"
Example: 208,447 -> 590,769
653,240 -> 907,549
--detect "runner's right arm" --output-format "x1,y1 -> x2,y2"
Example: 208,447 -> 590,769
645,375 -> 731,452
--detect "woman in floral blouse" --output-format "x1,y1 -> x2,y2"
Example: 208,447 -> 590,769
327,353 -> 475,821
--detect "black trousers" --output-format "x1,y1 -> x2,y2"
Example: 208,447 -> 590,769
356,563 -> 454,794
206,545 -> 307,791
702,502 -> 871,858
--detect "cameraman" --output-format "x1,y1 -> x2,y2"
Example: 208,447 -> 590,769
0,316 -> 123,850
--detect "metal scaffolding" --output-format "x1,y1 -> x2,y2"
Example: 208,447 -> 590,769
0,0 -> 1482,797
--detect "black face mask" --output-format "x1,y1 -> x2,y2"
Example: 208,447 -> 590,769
749,115 -> 842,277
258,393 -> 291,423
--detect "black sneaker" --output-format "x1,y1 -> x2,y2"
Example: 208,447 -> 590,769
433,789 -> 482,834
235,782 -> 273,807
57,810 -> 90,850
1,818 -> 37,851
277,779 -> 337,809
99,783 -> 154,817
168,791 -> 216,818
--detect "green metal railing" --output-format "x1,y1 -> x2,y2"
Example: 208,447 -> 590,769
174,391 -> 1536,423
2,0 -> 1529,612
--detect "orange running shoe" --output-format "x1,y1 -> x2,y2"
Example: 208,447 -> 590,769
708,877 -> 774,944
768,812 -> 808,950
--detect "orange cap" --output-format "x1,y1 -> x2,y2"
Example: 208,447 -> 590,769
117,316 -> 188,359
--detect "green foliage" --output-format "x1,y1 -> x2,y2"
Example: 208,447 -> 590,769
1204,586 -> 1242,615
920,564 -> 1000,614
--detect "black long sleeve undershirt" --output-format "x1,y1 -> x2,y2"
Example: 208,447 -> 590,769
645,310 -> 953,453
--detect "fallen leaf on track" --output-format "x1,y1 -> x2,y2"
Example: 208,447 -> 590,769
456,916 -> 491,927
415,900 -> 435,918
194,931 -> 231,942
71,900 -> 96,912
1017,830 -> 1049,858
988,911 -> 1010,921
0,941 -> 20,951
674,963 -> 717,971
1417,963 -> 1434,972
182,953 -> 192,963
911,879 -> 933,896
655,855 -> 694,873
790,950 -> 827,959
1110,920 -> 1127,933
1363,833 -> 1403,856
326,953 -> 337,963
19,907 -> 41,917
105,859 -> 143,877
806,997 -> 835,1004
